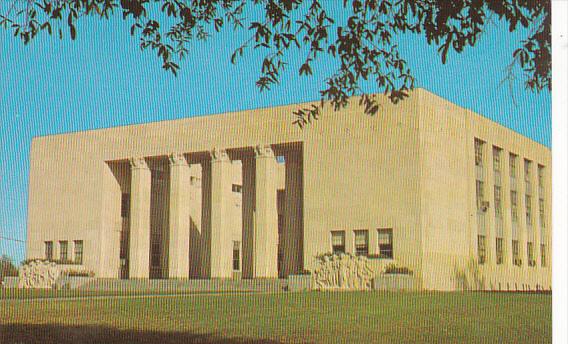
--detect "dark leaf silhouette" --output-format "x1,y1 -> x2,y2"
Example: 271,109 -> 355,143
0,0 -> 551,126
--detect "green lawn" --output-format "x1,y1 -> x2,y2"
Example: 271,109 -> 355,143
0,291 -> 551,343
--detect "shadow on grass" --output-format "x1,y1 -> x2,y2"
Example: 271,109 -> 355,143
0,324 -> 283,344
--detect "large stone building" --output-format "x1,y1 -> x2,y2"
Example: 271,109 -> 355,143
26,89 -> 551,290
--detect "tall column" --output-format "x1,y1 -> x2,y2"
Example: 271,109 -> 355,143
253,145 -> 279,278
128,157 -> 151,279
282,151 -> 304,276
201,148 -> 233,278
241,156 -> 255,279
168,153 -> 191,279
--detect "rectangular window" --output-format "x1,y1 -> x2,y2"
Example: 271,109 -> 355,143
509,154 -> 517,187
151,242 -> 161,267
494,185 -> 502,217
377,228 -> 393,259
74,240 -> 83,264
121,193 -> 130,218
541,244 -> 547,267
538,165 -> 545,195
496,238 -> 503,265
59,241 -> 68,262
232,184 -> 242,193
526,195 -> 532,226
511,190 -> 518,222
232,241 -> 240,271
474,139 -> 484,166
477,235 -> 486,264
493,147 -> 501,172
331,231 -> 346,254
524,159 -> 532,195
476,180 -> 485,211
354,230 -> 369,256
527,242 -> 535,267
45,241 -> 53,261
512,240 -> 521,266
539,199 -> 545,228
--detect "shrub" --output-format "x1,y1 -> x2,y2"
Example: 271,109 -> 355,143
63,270 -> 94,277
1,255 -> 19,281
383,263 -> 413,275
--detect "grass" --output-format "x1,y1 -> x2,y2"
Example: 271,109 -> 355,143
0,291 -> 551,343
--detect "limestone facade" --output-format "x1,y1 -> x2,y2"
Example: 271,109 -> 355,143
25,89 -> 551,290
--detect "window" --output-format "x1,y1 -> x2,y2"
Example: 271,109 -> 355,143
354,230 -> 369,256
59,241 -> 68,262
377,229 -> 393,259
474,139 -> 484,166
121,193 -> 130,218
476,180 -> 485,211
527,242 -> 535,267
538,165 -> 545,195
232,241 -> 240,271
331,231 -> 346,254
151,241 -> 161,267
493,147 -> 501,172
511,191 -> 518,222
539,199 -> 545,228
45,241 -> 53,261
496,238 -> 503,265
494,185 -> 502,217
74,240 -> 83,264
232,184 -> 242,193
512,240 -> 521,266
524,159 -> 532,195
541,244 -> 547,267
477,235 -> 486,264
509,154 -> 517,180
525,195 -> 532,226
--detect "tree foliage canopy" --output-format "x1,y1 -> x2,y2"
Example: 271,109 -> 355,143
1,0 -> 550,126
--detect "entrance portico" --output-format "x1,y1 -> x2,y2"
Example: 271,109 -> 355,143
117,143 -> 303,279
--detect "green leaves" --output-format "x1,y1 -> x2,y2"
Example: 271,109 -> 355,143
0,0 -> 552,123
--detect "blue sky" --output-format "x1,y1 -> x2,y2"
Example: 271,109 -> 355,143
0,5 -> 551,263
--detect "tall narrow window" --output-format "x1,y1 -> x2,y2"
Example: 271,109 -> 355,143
538,165 -> 545,196
494,186 -> 502,217
496,238 -> 503,265
331,231 -> 346,254
511,191 -> 518,223
512,240 -> 521,266
477,235 -> 486,264
377,228 -> 393,259
527,242 -> 535,267
476,180 -> 485,211
474,139 -> 484,166
45,241 -> 53,261
525,195 -> 533,226
59,241 -> 68,262
493,147 -> 502,185
354,230 -> 369,256
541,244 -> 547,267
74,240 -> 83,264
524,159 -> 532,194
509,154 -> 517,185
121,193 -> 130,218
539,199 -> 545,228
232,241 -> 241,271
